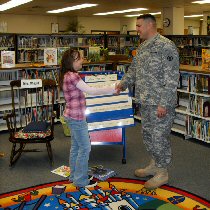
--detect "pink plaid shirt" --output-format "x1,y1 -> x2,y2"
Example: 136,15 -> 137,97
63,72 -> 86,120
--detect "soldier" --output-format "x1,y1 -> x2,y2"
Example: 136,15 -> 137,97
116,14 -> 179,189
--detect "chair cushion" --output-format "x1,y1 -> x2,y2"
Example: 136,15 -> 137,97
14,129 -> 51,139
22,121 -> 49,133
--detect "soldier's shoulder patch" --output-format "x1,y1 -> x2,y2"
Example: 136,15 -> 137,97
167,55 -> 174,61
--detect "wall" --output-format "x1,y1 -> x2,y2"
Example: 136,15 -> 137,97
184,19 -> 200,35
78,17 -> 121,33
0,14 -> 201,35
0,14 -> 71,34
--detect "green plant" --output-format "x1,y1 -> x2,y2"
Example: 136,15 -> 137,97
100,48 -> 109,60
66,20 -> 85,33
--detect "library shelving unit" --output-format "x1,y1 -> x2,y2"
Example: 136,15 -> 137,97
0,33 -> 16,64
175,64 -> 210,143
16,34 -> 105,63
17,34 -> 51,63
51,34 -> 105,58
166,35 -> 210,67
0,64 -> 60,132
107,34 -> 140,55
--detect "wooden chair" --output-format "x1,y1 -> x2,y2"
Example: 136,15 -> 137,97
3,79 -> 57,167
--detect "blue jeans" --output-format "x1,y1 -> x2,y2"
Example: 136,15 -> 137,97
64,117 -> 91,187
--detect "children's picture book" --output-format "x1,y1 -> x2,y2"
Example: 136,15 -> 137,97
1,51 -> 15,68
44,48 -> 57,65
51,165 -> 70,178
57,47 -> 67,65
88,46 -> 100,62
202,48 -> 210,70
88,165 -> 117,181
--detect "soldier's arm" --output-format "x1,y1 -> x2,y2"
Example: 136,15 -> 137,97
119,56 -> 137,90
159,43 -> 180,107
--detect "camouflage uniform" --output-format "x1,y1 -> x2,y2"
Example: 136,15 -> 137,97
120,33 -> 179,168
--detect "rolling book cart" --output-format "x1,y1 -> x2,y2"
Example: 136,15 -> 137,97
80,71 -> 135,164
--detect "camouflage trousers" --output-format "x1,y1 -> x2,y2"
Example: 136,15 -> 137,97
141,104 -> 175,168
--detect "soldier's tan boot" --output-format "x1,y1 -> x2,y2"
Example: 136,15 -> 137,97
134,159 -> 157,178
144,168 -> 168,190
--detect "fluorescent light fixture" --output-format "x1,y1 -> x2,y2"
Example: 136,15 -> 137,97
192,0 -> 210,4
184,14 -> 203,17
125,14 -> 143,17
94,8 -> 148,16
47,3 -> 98,13
0,0 -> 33,11
200,18 -> 203,20
125,12 -> 161,17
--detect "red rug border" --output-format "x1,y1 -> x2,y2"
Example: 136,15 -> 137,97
0,177 -> 209,207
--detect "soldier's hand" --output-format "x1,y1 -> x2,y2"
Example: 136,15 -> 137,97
115,83 -> 123,95
157,105 -> 167,118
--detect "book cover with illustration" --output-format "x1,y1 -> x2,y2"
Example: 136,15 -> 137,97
88,46 -> 100,62
202,48 -> 210,70
1,51 -> 15,68
51,165 -> 70,178
44,48 -> 57,65
57,47 -> 67,65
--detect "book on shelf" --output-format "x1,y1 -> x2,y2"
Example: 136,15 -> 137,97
186,115 -> 210,143
1,51 -> 15,68
57,47 -> 67,65
88,46 -> 100,62
202,49 -> 210,70
44,48 -> 57,65
51,165 -> 70,178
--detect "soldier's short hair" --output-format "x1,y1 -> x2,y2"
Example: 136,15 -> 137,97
137,14 -> 156,26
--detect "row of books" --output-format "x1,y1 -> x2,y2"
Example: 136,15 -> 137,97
0,35 -> 14,47
180,56 -> 202,66
18,36 -> 104,49
108,36 -> 139,48
18,49 -> 44,63
180,74 -> 210,93
188,95 -> 210,117
186,116 -> 210,143
18,69 -> 59,84
169,37 -> 210,47
179,48 -> 202,57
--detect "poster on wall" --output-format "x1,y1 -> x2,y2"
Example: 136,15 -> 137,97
44,48 -> 57,65
1,51 -> 15,68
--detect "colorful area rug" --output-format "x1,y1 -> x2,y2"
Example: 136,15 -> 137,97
0,178 -> 209,210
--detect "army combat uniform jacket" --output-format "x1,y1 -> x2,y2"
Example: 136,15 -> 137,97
121,33 -> 179,107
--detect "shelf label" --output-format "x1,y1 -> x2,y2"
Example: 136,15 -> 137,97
21,79 -> 42,88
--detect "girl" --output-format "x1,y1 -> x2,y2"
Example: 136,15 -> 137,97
60,49 -> 116,188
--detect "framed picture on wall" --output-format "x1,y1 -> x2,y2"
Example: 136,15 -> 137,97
51,23 -> 59,34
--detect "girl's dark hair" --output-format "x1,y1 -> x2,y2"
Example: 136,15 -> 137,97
60,48 -> 81,88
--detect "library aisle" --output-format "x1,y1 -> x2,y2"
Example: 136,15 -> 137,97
0,122 -> 209,201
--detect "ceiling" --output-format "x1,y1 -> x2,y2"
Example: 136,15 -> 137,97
0,0 -> 209,19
